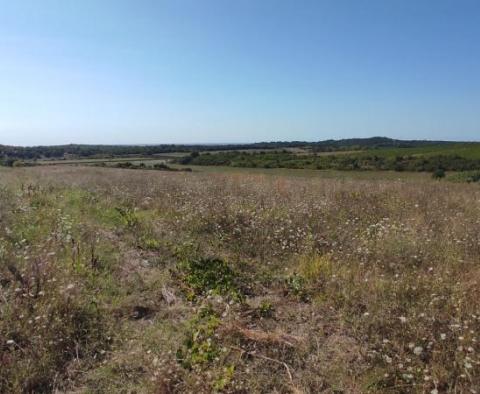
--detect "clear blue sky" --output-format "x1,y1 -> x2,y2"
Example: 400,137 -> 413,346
1,0 -> 479,145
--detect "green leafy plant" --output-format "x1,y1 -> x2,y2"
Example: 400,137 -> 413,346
213,365 -> 235,391
179,257 -> 243,301
285,273 -> 309,302
176,305 -> 221,369
138,236 -> 161,250
257,300 -> 274,318
432,168 -> 446,179
115,206 -> 139,228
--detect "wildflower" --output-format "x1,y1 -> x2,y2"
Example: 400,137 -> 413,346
440,333 -> 447,340
413,346 -> 423,356
399,316 -> 407,323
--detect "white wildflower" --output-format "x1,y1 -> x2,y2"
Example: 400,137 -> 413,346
413,346 -> 423,356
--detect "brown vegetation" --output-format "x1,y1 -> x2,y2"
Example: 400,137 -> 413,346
0,166 -> 479,393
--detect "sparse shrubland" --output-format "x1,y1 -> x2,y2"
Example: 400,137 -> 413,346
108,162 -> 192,172
0,137 -> 467,161
1,166 -> 480,393
177,150 -> 480,172
448,170 -> 480,183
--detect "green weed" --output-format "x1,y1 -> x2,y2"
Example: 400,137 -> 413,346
179,257 -> 243,301
176,305 -> 221,369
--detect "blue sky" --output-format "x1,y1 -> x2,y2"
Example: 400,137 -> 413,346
0,0 -> 479,145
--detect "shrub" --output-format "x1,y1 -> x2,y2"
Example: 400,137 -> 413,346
153,163 -> 170,170
179,258 -> 242,301
432,168 -> 446,179
176,305 -> 220,369
285,273 -> 309,302
2,158 -> 16,167
115,206 -> 139,228
257,300 -> 275,318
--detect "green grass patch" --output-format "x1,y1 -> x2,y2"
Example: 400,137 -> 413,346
179,257 -> 243,301
176,305 -> 221,369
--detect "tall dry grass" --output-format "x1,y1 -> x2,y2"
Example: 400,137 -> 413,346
0,166 -> 479,393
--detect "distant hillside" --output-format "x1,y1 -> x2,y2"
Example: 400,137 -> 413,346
309,137 -> 458,152
0,137 -> 470,162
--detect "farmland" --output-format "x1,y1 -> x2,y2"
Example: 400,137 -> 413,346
1,165 -> 480,393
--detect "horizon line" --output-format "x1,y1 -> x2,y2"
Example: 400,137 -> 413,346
3,136 -> 480,148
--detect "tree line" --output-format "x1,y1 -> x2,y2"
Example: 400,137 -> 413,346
0,137 -> 459,163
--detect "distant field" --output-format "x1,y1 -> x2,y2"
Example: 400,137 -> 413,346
15,143 -> 480,177
198,143 -> 480,160
171,164 -> 434,181
353,143 -> 480,159
34,152 -> 184,165
34,157 -> 435,181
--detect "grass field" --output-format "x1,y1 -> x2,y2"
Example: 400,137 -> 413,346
171,164 -> 434,181
1,166 -> 480,393
17,143 -> 480,178
352,143 -> 480,159
35,152 -> 184,165
27,154 -> 436,181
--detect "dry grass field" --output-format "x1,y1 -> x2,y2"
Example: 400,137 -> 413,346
1,166 -> 480,393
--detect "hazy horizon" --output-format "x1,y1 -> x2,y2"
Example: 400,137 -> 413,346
4,135 -> 480,148
1,0 -> 479,146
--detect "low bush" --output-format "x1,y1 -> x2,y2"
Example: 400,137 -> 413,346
179,258 -> 243,301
